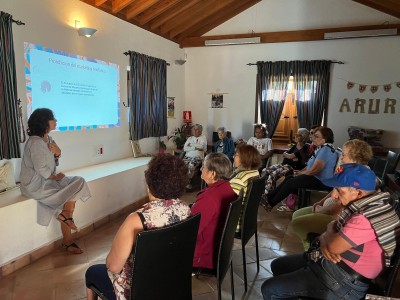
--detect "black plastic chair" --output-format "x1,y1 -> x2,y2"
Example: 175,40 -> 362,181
236,177 -> 266,291
367,201 -> 400,298
195,194 -> 243,300
89,214 -> 201,300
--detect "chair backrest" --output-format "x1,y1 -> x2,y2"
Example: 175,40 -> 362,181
130,214 -> 201,300
383,151 -> 400,179
240,177 -> 265,244
216,194 -> 243,284
368,205 -> 400,297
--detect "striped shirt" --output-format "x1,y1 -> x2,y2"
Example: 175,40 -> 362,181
230,169 -> 260,232
337,192 -> 400,267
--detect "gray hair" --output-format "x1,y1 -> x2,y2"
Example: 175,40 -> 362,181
297,128 -> 309,141
217,127 -> 226,133
204,153 -> 232,180
193,124 -> 203,133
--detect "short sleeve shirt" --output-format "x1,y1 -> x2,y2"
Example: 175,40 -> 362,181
339,214 -> 384,279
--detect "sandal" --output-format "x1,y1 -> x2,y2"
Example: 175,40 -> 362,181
57,212 -> 79,232
277,205 -> 294,212
62,242 -> 83,254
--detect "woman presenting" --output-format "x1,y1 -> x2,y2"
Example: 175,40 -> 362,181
20,108 -> 91,254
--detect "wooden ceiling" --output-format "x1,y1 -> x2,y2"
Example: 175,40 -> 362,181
80,0 -> 400,48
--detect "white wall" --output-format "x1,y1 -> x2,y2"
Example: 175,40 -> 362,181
1,0 -> 186,174
184,37 -> 400,149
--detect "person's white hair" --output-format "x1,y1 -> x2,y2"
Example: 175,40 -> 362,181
217,127 -> 226,133
193,124 -> 203,133
297,128 -> 309,141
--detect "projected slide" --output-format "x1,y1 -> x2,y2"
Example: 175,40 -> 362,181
24,43 -> 120,131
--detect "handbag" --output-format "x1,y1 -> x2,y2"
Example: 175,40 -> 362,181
285,193 -> 298,210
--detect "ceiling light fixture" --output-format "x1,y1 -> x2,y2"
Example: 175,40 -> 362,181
205,37 -> 260,46
324,28 -> 397,40
75,20 -> 97,38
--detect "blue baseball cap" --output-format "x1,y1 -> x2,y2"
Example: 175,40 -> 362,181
322,163 -> 376,191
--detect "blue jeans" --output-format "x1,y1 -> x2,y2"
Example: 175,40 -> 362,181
261,253 -> 369,300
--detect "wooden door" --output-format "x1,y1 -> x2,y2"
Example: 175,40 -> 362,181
272,93 -> 298,143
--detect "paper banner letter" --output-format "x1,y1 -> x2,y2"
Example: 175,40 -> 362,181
384,84 -> 392,92
384,98 -> 396,114
339,98 -> 351,112
347,82 -> 354,89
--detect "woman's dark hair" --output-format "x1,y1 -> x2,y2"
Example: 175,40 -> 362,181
204,153 -> 232,180
145,154 -> 188,199
254,124 -> 268,137
315,126 -> 334,143
27,108 -> 55,137
236,144 -> 261,170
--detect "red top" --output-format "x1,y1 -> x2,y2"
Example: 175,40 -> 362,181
191,180 -> 237,269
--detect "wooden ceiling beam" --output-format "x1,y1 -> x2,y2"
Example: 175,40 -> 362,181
137,0 -> 184,25
95,0 -> 108,6
111,0 -> 135,14
169,0 -> 236,38
148,0 -> 201,30
352,0 -> 400,18
160,1 -> 220,35
178,0 -> 260,41
125,0 -> 160,20
180,23 -> 400,48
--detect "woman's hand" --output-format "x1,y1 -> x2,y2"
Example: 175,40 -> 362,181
49,173 -> 65,181
48,141 -> 61,157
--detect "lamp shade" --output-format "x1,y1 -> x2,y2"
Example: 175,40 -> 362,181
78,27 -> 97,37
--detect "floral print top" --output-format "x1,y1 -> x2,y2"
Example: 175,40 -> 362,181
107,199 -> 190,300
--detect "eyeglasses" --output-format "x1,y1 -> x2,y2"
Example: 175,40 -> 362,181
313,134 -> 322,139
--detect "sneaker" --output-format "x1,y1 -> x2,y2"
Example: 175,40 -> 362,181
277,206 -> 294,212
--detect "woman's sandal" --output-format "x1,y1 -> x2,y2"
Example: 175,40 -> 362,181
57,212 -> 79,232
62,242 -> 83,254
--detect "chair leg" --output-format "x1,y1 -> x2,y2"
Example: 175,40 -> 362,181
242,242 -> 248,291
230,261 -> 235,300
255,231 -> 260,272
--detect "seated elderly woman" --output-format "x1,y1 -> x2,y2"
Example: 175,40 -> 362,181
261,126 -> 337,211
247,124 -> 273,170
213,127 -> 235,161
261,163 -> 400,300
183,123 -> 207,189
261,128 -> 310,195
191,153 -> 237,271
85,154 -> 191,300
230,144 -> 261,234
291,139 -> 373,250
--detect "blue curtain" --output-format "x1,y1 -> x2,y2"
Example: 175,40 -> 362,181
292,60 -> 331,129
0,12 -> 20,159
256,61 -> 291,138
128,51 -> 167,140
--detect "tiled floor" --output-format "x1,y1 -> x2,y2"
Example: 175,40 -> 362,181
0,192 -> 303,300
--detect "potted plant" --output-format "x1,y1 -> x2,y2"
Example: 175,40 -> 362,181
169,125 -> 187,150
159,140 -> 167,154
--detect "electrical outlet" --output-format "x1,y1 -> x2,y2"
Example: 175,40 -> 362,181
95,145 -> 104,156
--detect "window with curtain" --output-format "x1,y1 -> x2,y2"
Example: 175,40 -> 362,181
256,60 -> 331,139
127,51 -> 167,141
0,12 -> 21,160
